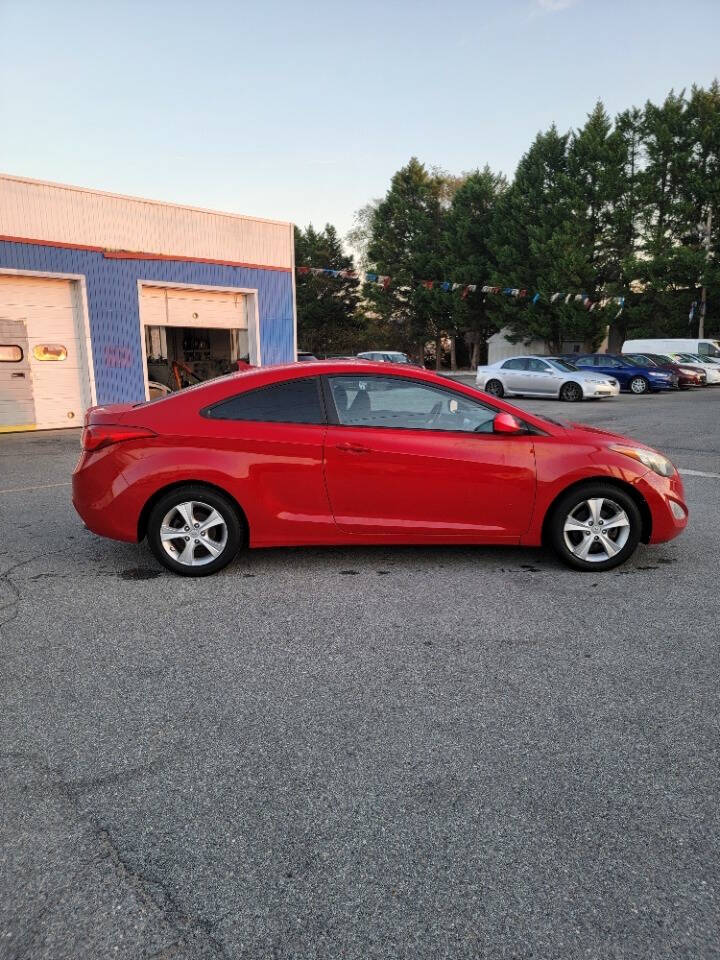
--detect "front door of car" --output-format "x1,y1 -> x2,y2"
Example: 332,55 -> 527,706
321,375 -> 537,540
525,358 -> 559,394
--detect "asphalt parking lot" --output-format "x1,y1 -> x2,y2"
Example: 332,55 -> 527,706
1,388 -> 719,960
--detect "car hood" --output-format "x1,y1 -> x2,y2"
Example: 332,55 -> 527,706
557,419 -> 649,448
565,369 -> 619,382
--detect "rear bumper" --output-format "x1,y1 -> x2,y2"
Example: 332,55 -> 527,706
72,449 -> 139,542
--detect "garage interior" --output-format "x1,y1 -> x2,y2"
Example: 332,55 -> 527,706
145,325 -> 249,393
140,285 -> 254,398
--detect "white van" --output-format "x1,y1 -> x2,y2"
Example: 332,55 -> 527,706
622,337 -> 720,357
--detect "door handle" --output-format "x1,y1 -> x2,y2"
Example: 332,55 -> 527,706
336,442 -> 371,454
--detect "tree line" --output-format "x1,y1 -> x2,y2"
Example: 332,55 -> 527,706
295,83 -> 720,366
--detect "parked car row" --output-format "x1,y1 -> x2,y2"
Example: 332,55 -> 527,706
476,338 -> 720,401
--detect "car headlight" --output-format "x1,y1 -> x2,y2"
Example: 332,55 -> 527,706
589,378 -> 607,384
610,445 -> 676,477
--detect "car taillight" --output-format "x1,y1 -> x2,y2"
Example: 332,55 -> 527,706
81,424 -> 157,451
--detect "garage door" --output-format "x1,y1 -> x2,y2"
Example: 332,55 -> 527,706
0,274 -> 93,431
140,286 -> 249,330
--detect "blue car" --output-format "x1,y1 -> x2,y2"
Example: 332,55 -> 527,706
560,354 -> 678,395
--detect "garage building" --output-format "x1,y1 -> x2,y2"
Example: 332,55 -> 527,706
0,174 -> 296,431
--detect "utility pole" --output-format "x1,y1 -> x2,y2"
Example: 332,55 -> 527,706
698,206 -> 713,338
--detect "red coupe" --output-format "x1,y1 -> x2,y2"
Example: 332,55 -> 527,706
72,360 -> 688,575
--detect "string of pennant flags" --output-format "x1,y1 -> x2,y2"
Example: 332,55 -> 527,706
296,266 -> 626,317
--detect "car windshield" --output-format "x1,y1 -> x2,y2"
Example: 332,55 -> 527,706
547,359 -> 578,371
626,354 -> 657,366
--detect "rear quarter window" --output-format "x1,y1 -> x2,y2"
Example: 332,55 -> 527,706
203,377 -> 325,424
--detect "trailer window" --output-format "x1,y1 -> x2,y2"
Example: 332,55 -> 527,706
699,342 -> 720,357
0,345 -> 23,362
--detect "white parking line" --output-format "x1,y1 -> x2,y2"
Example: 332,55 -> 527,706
0,481 -> 72,495
679,468 -> 720,479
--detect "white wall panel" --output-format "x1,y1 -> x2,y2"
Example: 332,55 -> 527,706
0,174 -> 293,269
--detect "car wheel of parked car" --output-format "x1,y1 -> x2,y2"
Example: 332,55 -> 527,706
549,483 -> 642,571
147,485 -> 243,576
629,376 -> 649,395
559,381 -> 583,402
485,379 -> 504,398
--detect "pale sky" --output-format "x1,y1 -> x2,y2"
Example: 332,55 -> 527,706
1,0 -> 719,242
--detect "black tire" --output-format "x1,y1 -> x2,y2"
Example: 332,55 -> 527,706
629,375 -> 649,395
548,482 -> 642,572
485,378 -> 504,398
559,381 -> 583,402
147,484 -> 243,576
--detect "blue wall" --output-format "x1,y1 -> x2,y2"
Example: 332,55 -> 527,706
0,240 -> 295,404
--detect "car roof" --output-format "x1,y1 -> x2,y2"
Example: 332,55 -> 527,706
127,358 -> 566,436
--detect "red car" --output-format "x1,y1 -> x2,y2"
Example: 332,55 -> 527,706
73,360 -> 688,575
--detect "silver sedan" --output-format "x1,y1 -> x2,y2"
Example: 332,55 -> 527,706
476,356 -> 620,401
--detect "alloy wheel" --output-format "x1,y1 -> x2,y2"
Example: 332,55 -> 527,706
485,379 -> 503,397
159,500 -> 228,567
562,497 -> 630,563
561,382 -> 582,402
630,376 -> 648,394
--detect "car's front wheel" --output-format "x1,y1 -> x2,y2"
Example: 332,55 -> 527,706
629,376 -> 649,395
147,485 -> 243,576
559,381 -> 583,402
549,484 -> 642,571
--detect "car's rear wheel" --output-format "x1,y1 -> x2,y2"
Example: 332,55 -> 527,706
147,485 -> 242,576
485,378 -> 504,398
559,381 -> 583,402
549,483 -> 642,571
629,376 -> 649,395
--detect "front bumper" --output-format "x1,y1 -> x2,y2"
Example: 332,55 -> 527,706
635,469 -> 688,544
648,376 -> 678,391
582,381 -> 620,398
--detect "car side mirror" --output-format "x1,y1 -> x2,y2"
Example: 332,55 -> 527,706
493,411 -> 525,435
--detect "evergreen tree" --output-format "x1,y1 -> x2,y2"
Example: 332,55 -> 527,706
604,107 -> 645,348
295,224 -> 362,355
444,166 -> 507,366
365,158 -> 451,363
490,126 -> 604,353
624,91 -> 696,338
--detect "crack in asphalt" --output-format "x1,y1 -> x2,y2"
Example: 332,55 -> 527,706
0,751 -> 229,960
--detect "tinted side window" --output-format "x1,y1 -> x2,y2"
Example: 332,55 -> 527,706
502,358 -> 528,370
328,376 -> 497,434
205,377 -> 324,424
527,358 -> 551,372
573,356 -> 594,366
